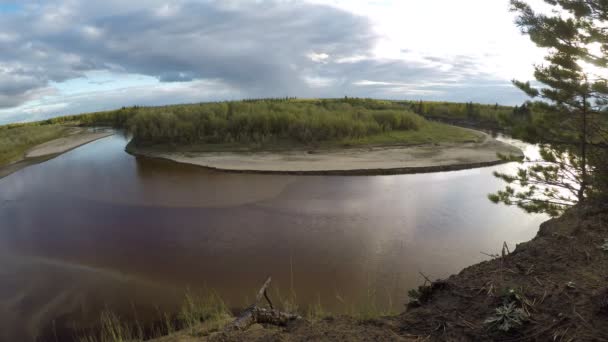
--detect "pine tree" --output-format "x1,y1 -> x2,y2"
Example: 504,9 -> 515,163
489,0 -> 608,216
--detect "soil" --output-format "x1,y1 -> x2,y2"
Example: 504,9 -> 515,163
152,203 -> 608,341
397,201 -> 608,341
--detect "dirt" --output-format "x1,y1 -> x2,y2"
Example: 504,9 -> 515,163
151,203 -> 608,341
398,202 -> 608,341
129,133 -> 523,175
154,316 -> 414,342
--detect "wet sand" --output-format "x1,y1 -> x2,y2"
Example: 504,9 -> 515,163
130,132 -> 523,175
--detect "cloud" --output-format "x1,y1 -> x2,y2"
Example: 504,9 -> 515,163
0,79 -> 242,125
0,0 -> 528,123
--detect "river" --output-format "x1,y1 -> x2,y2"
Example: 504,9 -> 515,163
0,133 -> 547,341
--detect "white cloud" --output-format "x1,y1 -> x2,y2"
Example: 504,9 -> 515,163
0,0 -> 543,124
155,3 -> 180,17
82,25 -> 103,39
304,75 -> 335,87
308,52 -> 330,63
309,0 -> 546,81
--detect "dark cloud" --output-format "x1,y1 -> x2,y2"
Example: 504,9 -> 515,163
0,0 -> 526,121
0,0 -> 379,109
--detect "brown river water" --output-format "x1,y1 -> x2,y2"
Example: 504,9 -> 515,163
0,133 -> 547,341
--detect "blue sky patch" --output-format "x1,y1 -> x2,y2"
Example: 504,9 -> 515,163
0,3 -> 20,13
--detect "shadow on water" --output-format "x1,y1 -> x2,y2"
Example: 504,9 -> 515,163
0,134 -> 547,341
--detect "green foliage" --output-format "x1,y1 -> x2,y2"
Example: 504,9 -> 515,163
306,294 -> 329,322
126,99 -> 426,146
79,291 -> 229,342
0,124 -> 68,166
490,0 -> 608,216
407,288 -> 422,306
118,99 -> 498,149
0,98 -> 515,159
408,99 -> 514,126
179,290 -> 228,335
78,311 -> 142,342
490,147 -> 583,217
44,106 -> 138,127
484,302 -> 529,332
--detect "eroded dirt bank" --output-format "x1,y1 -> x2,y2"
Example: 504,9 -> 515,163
128,133 -> 523,176
152,203 -> 607,341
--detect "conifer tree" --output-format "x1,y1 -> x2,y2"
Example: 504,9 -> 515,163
489,0 -> 608,216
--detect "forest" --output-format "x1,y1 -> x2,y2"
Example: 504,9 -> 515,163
0,98 -> 528,158
42,98 -> 519,146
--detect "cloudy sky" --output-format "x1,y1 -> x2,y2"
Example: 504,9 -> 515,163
0,0 -> 548,124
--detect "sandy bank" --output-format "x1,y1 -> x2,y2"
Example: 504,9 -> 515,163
0,130 -> 113,179
25,130 -> 113,158
129,132 -> 523,175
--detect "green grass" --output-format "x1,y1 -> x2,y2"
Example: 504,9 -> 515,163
77,280 -> 404,342
78,291 -> 230,342
0,124 -> 68,166
335,121 -> 483,147
178,290 -> 229,335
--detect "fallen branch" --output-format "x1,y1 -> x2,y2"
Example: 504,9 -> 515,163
227,276 -> 301,331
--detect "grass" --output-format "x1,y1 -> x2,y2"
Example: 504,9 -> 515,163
78,291 -> 230,342
178,290 -> 229,335
77,282 -> 400,342
0,124 -> 69,166
335,121 -> 483,147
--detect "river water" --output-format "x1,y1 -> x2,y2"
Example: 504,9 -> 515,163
0,134 -> 547,341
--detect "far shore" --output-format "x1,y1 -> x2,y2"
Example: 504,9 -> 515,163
0,129 -> 114,179
127,130 -> 523,176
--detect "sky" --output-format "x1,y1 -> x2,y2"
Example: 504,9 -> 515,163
0,0 -> 549,124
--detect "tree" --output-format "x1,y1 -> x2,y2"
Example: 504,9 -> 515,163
466,102 -> 480,120
489,0 -> 608,216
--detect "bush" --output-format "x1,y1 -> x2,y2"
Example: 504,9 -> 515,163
124,100 -> 426,145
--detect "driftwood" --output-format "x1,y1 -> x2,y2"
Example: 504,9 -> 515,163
227,276 -> 301,331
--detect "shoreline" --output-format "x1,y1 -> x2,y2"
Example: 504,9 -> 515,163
127,131 -> 523,176
144,203 -> 607,341
0,130 -> 114,179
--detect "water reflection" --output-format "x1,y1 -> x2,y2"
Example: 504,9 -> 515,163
0,134 -> 547,341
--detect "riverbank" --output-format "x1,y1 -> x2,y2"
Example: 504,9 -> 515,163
127,130 -> 522,175
146,203 -> 607,341
0,129 -> 113,179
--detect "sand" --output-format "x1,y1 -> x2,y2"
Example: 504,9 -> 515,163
25,131 -> 114,158
131,132 -> 523,175
0,130 -> 114,179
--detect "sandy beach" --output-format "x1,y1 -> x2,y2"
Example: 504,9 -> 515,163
25,130 -> 114,158
130,132 -> 523,175
0,130 -> 114,179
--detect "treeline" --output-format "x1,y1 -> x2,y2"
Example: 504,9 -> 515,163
42,107 -> 137,128
401,100 -> 517,128
126,99 -> 426,145
2,98 -> 534,146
